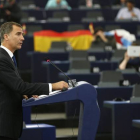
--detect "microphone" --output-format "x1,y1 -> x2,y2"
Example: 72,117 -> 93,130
44,57 -> 75,87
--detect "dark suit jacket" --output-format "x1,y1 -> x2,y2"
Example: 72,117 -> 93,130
0,48 -> 49,139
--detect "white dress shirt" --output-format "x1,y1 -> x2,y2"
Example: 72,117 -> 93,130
0,45 -> 52,93
116,7 -> 140,21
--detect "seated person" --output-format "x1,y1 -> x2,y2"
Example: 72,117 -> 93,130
0,0 -> 21,23
79,0 -> 93,8
113,0 -> 126,7
45,0 -> 71,10
92,27 -> 116,49
116,0 -> 140,21
119,51 -> 140,71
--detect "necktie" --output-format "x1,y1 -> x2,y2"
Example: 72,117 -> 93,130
12,55 -> 17,67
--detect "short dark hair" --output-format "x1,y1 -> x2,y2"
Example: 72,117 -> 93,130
0,22 -> 22,42
126,0 -> 135,4
94,27 -> 104,35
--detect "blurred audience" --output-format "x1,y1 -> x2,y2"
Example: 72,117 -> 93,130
0,0 -> 21,23
119,51 -> 140,71
45,0 -> 71,10
116,0 -> 140,21
113,0 -> 126,7
91,27 -> 116,48
79,0 -> 93,8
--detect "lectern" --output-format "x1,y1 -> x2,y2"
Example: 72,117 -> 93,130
22,81 -> 100,140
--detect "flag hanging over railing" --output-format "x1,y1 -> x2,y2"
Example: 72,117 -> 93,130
33,30 -> 93,52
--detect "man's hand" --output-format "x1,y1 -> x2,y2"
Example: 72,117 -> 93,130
32,95 -> 38,98
23,95 -> 38,99
23,95 -> 28,100
52,81 -> 69,91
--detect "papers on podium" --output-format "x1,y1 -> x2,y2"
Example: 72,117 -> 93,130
35,90 -> 61,100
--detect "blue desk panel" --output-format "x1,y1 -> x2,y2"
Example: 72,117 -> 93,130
104,101 -> 140,140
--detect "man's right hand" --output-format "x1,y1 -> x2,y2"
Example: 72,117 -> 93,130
52,81 -> 69,91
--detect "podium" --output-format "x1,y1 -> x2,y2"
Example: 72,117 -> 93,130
22,82 -> 100,140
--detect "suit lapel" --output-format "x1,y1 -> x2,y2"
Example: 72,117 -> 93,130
0,48 -> 21,77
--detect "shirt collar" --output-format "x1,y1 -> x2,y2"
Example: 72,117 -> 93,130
0,45 -> 13,58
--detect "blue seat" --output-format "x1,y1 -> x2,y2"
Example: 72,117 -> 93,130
19,124 -> 56,140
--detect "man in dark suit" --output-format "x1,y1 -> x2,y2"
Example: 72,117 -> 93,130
0,22 -> 68,140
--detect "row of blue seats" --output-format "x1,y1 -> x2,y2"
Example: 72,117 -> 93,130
22,8 -> 119,21
19,51 -> 140,85
59,73 -> 140,85
20,21 -> 140,37
41,61 -> 118,83
28,52 -> 113,83
25,51 -> 140,85
25,21 -> 139,35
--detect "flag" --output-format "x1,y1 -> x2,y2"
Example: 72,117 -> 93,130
113,29 -> 136,49
33,30 -> 93,52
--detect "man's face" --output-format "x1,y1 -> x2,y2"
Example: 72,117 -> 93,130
127,2 -> 134,11
6,25 -> 24,51
56,0 -> 61,4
